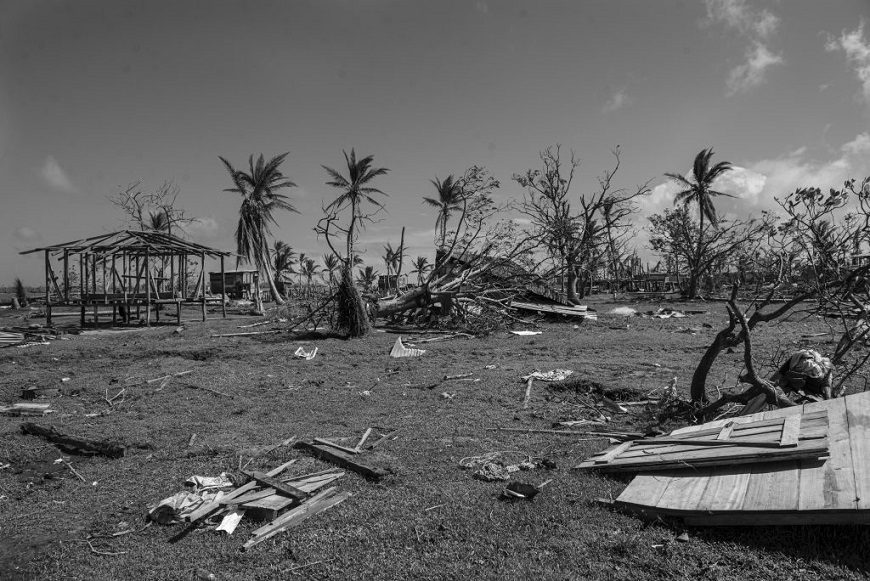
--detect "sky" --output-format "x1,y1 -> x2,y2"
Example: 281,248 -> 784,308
1,0 -> 869,283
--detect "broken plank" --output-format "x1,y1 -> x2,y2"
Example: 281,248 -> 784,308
637,438 -> 791,448
241,473 -> 344,521
295,441 -> 391,481
716,421 -> 735,441
242,471 -> 308,500
313,437 -> 361,455
179,460 -> 296,531
354,428 -> 372,452
593,441 -> 633,464
242,487 -> 352,551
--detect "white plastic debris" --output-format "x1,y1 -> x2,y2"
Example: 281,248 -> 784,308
521,369 -> 574,382
294,346 -> 318,360
390,337 -> 425,358
509,330 -> 542,336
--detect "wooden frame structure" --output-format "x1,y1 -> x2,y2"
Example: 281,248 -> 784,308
21,231 -> 231,327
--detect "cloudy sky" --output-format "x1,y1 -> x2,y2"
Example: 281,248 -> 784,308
2,0 -> 869,283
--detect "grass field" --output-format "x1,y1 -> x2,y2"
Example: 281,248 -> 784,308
2,298 -> 869,580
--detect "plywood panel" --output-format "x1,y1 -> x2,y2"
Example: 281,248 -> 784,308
696,465 -> 751,511
798,397 -> 857,512
846,392 -> 870,510
655,469 -> 713,511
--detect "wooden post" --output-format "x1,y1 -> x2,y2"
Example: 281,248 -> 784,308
63,249 -> 69,303
145,250 -> 151,327
220,255 -> 226,319
201,252 -> 207,322
79,253 -> 85,327
112,254 -> 118,326
44,250 -> 52,327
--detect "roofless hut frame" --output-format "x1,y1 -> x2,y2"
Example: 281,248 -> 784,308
21,231 -> 231,327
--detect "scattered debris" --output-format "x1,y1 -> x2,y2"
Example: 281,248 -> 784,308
20,422 -> 126,458
389,336 -> 425,358
294,346 -> 318,360
211,330 -> 281,338
440,392 -> 456,400
502,479 -> 552,501
510,330 -> 542,336
21,387 -> 60,399
1,402 -> 52,416
676,532 -> 690,543
521,369 -> 573,382
608,307 -> 637,317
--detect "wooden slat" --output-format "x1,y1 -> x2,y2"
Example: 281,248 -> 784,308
739,405 -> 803,512
696,464 -> 752,511
593,441 -> 633,464
655,469 -> 714,511
779,415 -> 802,447
798,397 -> 858,511
716,421 -> 735,441
846,392 -> 870,510
616,472 -> 675,507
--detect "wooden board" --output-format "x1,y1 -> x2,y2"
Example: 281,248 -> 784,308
613,392 -> 870,526
576,410 -> 828,472
295,441 -> 391,481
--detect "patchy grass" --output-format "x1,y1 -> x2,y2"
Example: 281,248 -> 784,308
1,298 -> 868,580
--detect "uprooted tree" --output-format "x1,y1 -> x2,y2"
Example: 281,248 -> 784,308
514,145 -> 650,302
688,177 -> 870,419
316,149 -> 389,338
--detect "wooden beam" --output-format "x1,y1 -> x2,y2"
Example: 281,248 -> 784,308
20,422 -> 125,458
145,249 -> 151,327
779,415 -> 801,447
44,250 -> 51,327
241,470 -> 309,501
220,255 -> 226,319
295,441 -> 391,481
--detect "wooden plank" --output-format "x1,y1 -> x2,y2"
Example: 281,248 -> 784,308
616,472 -> 676,508
779,415 -> 802,447
240,473 -> 344,521
242,471 -> 308,500
846,392 -> 870,510
655,469 -> 714,511
313,437 -> 361,455
183,460 -> 296,524
740,405 -> 803,512
295,441 -> 391,481
695,464 -> 752,512
242,488 -> 352,551
798,397 -> 858,512
716,421 -> 735,441
593,441 -> 633,464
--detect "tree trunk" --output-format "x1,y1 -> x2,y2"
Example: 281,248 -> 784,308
336,266 -> 370,337
566,267 -> 581,304
686,272 -> 699,299
259,249 -> 285,305
375,286 -> 431,319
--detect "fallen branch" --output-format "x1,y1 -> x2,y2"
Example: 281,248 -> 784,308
522,377 -> 534,409
21,423 -> 125,458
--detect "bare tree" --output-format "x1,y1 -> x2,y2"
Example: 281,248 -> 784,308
515,146 -> 649,302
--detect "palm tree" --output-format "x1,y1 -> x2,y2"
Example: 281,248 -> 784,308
296,252 -> 307,289
382,242 -> 399,294
322,254 -> 340,289
220,152 -> 298,305
356,265 -> 379,292
147,210 -> 169,232
423,174 -> 464,248
300,258 -> 320,297
271,240 -> 296,299
323,149 -> 389,337
410,256 -> 432,286
665,148 -> 733,298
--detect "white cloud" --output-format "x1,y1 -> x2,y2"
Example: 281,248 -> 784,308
12,226 -> 43,250
726,42 -> 784,95
39,156 -> 77,193
187,217 -> 220,241
704,0 -> 779,39
703,0 -> 783,95
826,21 -> 870,104
602,89 -> 631,113
639,134 -> 870,222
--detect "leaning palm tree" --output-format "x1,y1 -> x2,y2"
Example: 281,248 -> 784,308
423,175 -> 464,248
322,254 -> 340,289
296,252 -> 307,289
665,148 -> 733,298
323,149 -> 389,336
271,240 -> 296,299
220,152 -> 298,305
410,256 -> 432,286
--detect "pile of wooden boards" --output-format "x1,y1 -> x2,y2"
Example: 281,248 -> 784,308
578,390 -> 870,526
171,460 -> 350,551
1,402 -> 51,417
508,301 -> 598,321
0,326 -> 65,348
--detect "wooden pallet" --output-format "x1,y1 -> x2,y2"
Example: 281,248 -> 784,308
611,391 -> 870,526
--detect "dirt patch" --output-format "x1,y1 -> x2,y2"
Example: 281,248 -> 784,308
548,376 -> 647,401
